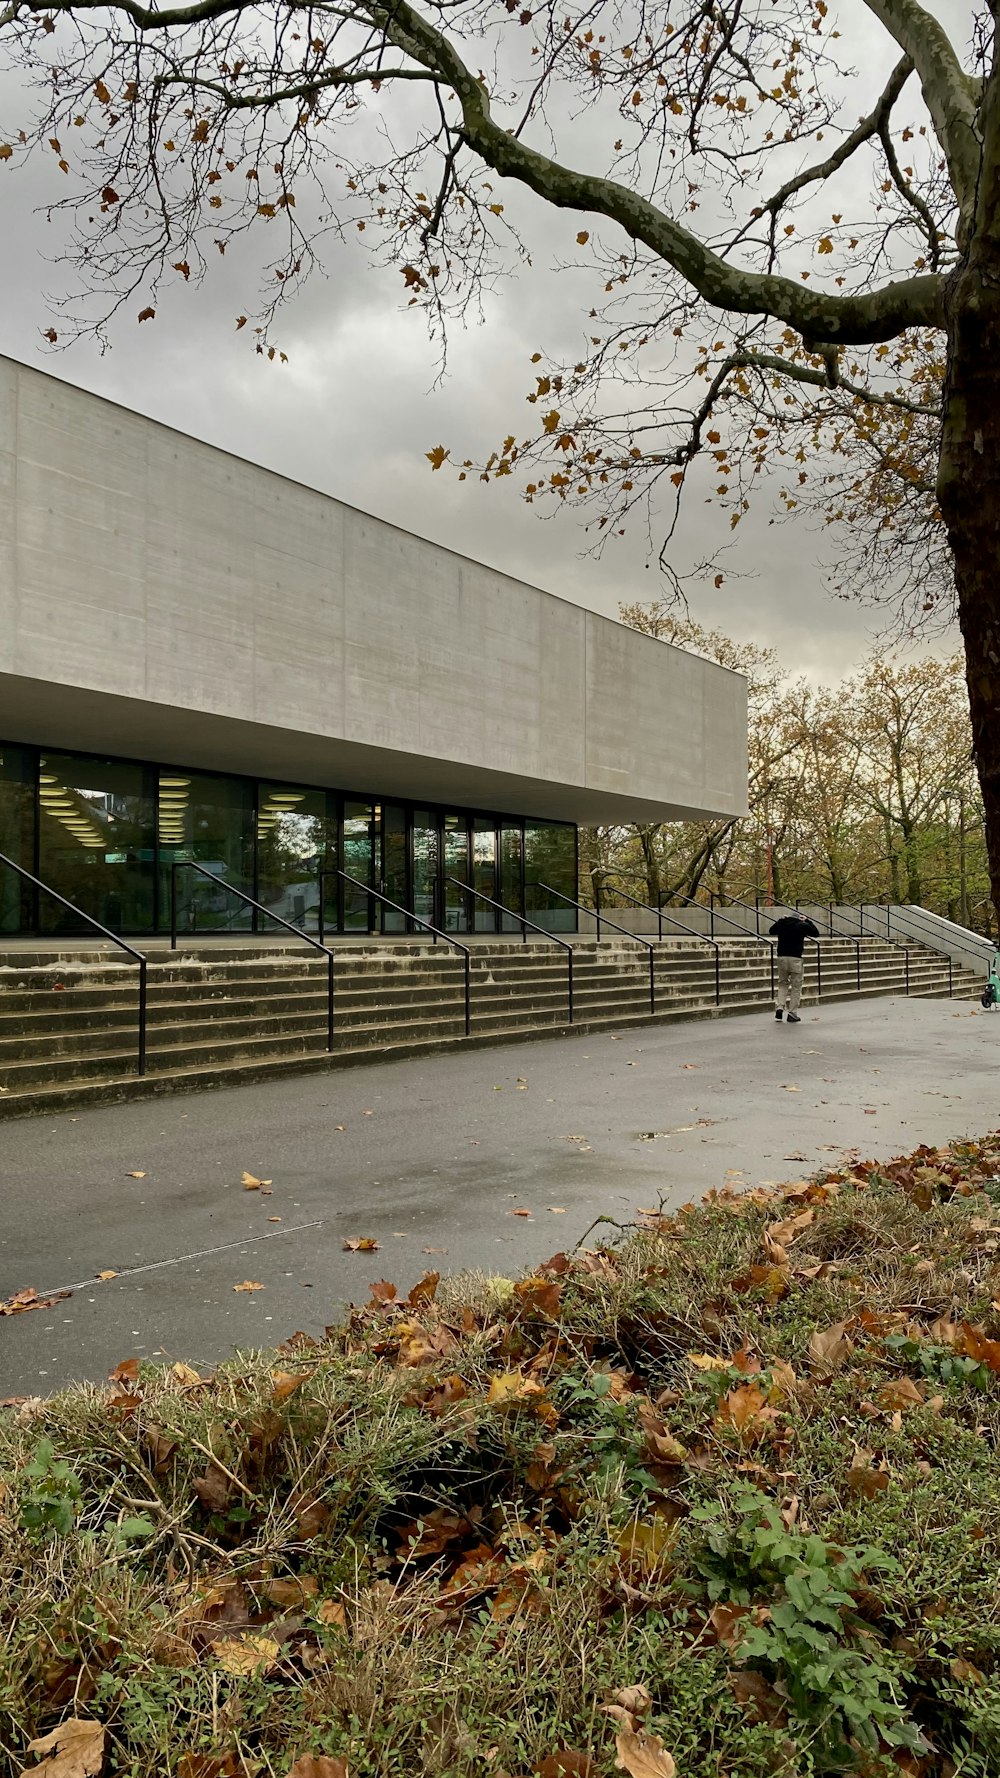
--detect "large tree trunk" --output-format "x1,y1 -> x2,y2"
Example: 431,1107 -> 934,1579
939,155 -> 1000,926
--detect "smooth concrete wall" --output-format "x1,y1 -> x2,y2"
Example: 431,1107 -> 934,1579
0,357 -> 747,825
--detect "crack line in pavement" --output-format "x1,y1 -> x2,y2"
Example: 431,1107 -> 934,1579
41,1219 -> 327,1297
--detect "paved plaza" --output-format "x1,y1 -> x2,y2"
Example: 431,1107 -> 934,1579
1,994 -> 996,1395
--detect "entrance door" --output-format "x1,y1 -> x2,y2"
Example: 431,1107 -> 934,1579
342,801 -> 374,931
379,802 -> 408,933
412,810 -> 440,929
472,818 -> 499,931
442,813 -> 471,933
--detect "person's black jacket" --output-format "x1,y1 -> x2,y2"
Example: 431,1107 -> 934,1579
769,915 -> 820,958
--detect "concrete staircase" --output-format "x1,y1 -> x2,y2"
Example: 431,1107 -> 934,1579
0,935 -> 981,1118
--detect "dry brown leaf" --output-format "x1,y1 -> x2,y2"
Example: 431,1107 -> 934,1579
214,1634 -> 280,1676
613,1685 -> 652,1716
260,1576 -> 318,1609
537,1756 -> 595,1778
512,1208 -> 533,1217
242,1171 -> 273,1190
171,1362 -> 203,1387
125,1170 -> 146,1178
878,1377 -> 924,1411
95,1271 -> 118,1282
271,1371 -> 309,1404
19,1719 -> 106,1778
284,1758 -> 350,1778
317,1599 -> 347,1627
808,1320 -> 853,1373
847,1463 -> 890,1498
342,1237 -> 380,1252
686,1352 -> 731,1371
233,1280 -> 264,1293
614,1730 -> 676,1778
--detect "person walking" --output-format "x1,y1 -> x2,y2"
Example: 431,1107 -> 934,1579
769,911 -> 820,1023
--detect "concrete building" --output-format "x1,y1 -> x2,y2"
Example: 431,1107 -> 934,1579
0,354 -> 747,939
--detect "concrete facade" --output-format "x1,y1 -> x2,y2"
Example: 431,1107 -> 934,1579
0,356 -> 746,826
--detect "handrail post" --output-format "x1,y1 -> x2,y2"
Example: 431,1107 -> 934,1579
568,948 -> 574,1025
816,943 -> 822,1000
137,957 -> 147,1076
828,901 -> 833,938
327,952 -> 335,1050
948,953 -> 954,998
715,946 -> 720,1006
649,947 -> 655,1015
464,951 -> 471,1035
769,943 -> 775,1001
856,940 -> 860,992
905,947 -> 910,995
318,869 -> 326,946
170,862 -> 178,951
755,893 -> 761,938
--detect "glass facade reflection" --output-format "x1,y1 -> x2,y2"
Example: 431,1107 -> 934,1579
0,741 -> 579,939
39,753 -> 155,934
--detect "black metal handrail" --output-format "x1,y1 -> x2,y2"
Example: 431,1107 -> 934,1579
324,870 -> 471,1036
596,881 -> 724,1006
662,889 -> 761,941
710,888 -> 802,937
170,861 -> 336,1049
0,849 -> 148,1075
791,901 -> 864,992
446,878 -> 575,1025
527,880 -> 662,1014
853,901 -> 953,996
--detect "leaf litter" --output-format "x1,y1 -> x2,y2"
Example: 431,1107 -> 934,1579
9,1135 -> 1000,1774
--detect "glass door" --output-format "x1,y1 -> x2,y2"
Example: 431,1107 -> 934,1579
380,802 -> 408,933
257,785 -> 334,932
472,818 -> 499,931
500,823 -> 524,933
342,800 -> 374,931
412,810 -> 440,929
0,745 -> 35,933
40,752 -> 156,934
443,813 -> 471,933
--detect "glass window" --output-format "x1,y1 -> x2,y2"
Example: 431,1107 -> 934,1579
443,813 -> 471,933
39,752 -> 155,934
473,818 -> 498,932
412,810 -> 440,929
500,823 -> 523,933
0,744 -> 35,933
158,769 -> 253,933
257,784 -> 335,933
524,820 -> 578,932
342,800 -> 374,931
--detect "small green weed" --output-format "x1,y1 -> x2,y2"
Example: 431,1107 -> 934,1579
18,1437 -> 82,1539
690,1485 -> 928,1768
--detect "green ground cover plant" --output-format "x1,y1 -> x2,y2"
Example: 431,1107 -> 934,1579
7,1135 -> 1000,1777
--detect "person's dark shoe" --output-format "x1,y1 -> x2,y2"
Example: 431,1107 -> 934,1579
775,1009 -> 783,1021
787,1012 -> 801,1023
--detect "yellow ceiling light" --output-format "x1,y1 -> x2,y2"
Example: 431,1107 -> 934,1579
159,776 -> 191,788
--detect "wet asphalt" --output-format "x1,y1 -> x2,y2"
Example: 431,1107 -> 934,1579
1,994 -> 996,1395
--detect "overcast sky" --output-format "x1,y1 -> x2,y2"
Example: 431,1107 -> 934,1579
0,1 -> 969,685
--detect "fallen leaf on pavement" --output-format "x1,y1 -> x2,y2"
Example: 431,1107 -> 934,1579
19,1718 -> 105,1777
241,1172 -> 272,1191
126,1170 -> 146,1179
549,1207 -> 566,1214
1,1287 -> 71,1317
233,1281 -> 264,1293
342,1238 -> 380,1252
96,1271 -> 118,1282
512,1208 -> 533,1218
614,1729 -> 676,1778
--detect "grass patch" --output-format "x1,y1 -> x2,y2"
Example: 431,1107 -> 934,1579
6,1137 -> 1000,1776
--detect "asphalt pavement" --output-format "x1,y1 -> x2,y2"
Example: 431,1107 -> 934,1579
1,995 -> 996,1395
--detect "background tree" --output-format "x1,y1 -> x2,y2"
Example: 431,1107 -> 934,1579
593,612 -> 991,931
3,0 -> 1000,907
